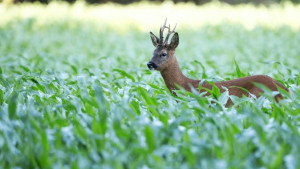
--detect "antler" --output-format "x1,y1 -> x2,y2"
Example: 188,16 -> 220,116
159,18 -> 168,44
158,18 -> 177,45
163,23 -> 177,45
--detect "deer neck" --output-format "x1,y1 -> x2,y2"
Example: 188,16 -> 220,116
160,56 -> 198,92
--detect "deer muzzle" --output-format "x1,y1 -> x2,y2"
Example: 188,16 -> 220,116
147,62 -> 158,70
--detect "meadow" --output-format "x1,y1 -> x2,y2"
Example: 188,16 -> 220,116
0,2 -> 300,168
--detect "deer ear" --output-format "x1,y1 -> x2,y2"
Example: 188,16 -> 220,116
169,32 -> 179,49
150,32 -> 159,47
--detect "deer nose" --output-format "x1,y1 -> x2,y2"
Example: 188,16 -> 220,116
147,62 -> 158,70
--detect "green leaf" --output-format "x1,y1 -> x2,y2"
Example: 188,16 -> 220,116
218,89 -> 229,105
20,65 -> 30,72
144,125 -> 156,152
40,131 -> 49,168
276,84 -> 290,97
129,100 -> 141,115
0,89 -> 3,105
194,60 -> 207,79
71,65 -> 78,74
136,86 -> 158,116
8,92 -> 18,119
94,84 -> 108,114
253,82 -> 274,100
272,144 -> 285,168
37,83 -> 46,93
234,59 -> 245,78
113,69 -> 135,82
92,118 -> 107,135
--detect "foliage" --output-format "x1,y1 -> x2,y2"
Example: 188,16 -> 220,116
0,2 -> 300,169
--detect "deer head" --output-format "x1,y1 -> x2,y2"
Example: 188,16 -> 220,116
147,19 -> 179,71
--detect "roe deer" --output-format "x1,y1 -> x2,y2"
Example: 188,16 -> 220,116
147,19 -> 289,105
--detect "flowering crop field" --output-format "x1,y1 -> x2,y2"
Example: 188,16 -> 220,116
0,2 -> 300,168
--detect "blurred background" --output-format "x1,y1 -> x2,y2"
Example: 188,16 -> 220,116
2,0 -> 300,5
1,0 -> 299,79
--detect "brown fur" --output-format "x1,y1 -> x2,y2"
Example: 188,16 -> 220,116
160,51 -> 289,105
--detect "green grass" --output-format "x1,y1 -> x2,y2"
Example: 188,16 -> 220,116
1,2 -> 300,169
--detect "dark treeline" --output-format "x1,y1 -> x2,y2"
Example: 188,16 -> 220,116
10,0 -> 300,5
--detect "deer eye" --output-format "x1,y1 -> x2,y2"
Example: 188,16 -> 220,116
160,53 -> 167,57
